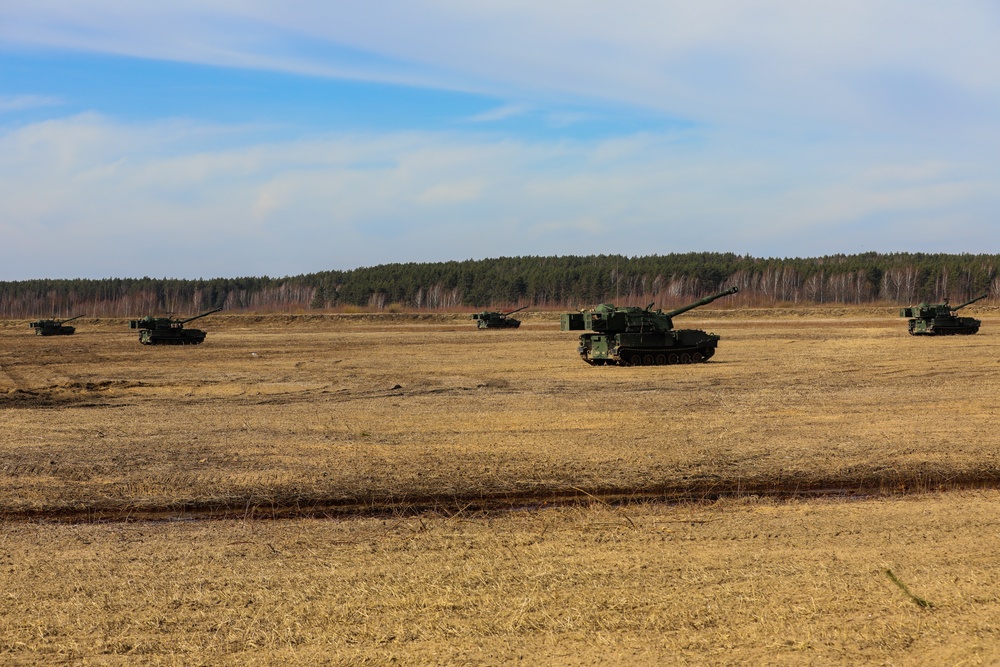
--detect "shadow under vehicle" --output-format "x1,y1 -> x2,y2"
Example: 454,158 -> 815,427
472,305 -> 528,329
900,293 -> 988,336
560,287 -> 739,366
129,307 -> 223,345
29,315 -> 82,336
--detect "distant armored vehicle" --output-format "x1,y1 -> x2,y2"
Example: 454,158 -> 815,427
472,305 -> 528,329
900,293 -> 988,335
29,315 -> 82,336
561,287 -> 738,365
129,307 -> 223,345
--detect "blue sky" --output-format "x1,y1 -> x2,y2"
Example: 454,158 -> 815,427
2,2 -> 1000,280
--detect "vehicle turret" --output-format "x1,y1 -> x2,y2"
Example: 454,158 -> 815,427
560,287 -> 739,365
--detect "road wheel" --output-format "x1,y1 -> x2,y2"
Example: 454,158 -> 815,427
655,353 -> 667,365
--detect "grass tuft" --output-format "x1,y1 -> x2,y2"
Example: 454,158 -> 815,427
885,568 -> 935,609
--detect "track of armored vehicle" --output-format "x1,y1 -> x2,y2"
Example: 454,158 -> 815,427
137,329 -> 208,345
906,320 -> 980,336
605,340 -> 718,366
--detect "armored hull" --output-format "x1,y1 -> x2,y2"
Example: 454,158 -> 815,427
476,317 -> 521,329
576,328 -> 720,365
561,287 -> 738,366
906,316 -> 980,336
138,327 -> 208,345
31,323 -> 77,336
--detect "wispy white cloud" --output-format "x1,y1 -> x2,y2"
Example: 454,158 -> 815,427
1,113 -> 997,279
4,2 -> 999,132
0,94 -> 62,112
466,103 -> 533,123
1,3 -> 999,278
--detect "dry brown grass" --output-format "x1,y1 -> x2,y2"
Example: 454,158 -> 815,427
2,312 -> 1000,513
2,494 -> 1000,665
2,311 -> 1000,664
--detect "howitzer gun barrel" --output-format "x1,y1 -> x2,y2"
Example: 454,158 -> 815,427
180,307 -> 223,324
955,293 -> 989,310
502,305 -> 529,316
60,315 -> 83,324
664,286 -> 739,318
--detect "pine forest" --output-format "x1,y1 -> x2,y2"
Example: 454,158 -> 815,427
2,252 -> 998,318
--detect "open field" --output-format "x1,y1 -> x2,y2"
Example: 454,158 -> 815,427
2,494 -> 1000,665
2,310 -> 1000,663
3,310 -> 1000,515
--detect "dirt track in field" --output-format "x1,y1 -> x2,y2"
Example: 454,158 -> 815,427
4,466 -> 1000,524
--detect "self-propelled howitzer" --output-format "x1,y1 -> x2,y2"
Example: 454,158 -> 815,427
129,307 -> 223,345
560,287 -> 738,365
29,315 -> 82,336
900,293 -> 988,335
472,305 -> 528,329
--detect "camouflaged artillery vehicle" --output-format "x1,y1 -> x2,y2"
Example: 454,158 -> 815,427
472,305 -> 528,329
129,307 -> 223,345
900,293 -> 988,335
29,315 -> 82,336
560,287 -> 739,365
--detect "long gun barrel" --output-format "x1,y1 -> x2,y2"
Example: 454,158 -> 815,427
179,307 -> 223,324
664,286 -> 739,318
60,315 -> 83,324
502,305 -> 529,316
954,293 -> 988,310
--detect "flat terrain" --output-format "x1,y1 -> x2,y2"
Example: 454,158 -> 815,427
2,311 -> 1000,664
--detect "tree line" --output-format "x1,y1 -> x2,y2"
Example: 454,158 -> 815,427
1,252 -> 997,318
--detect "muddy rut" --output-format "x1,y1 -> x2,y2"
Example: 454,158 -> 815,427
4,473 -> 998,524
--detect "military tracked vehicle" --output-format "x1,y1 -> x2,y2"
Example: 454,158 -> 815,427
900,293 -> 988,335
29,315 -> 82,336
560,287 -> 738,365
129,307 -> 223,345
472,305 -> 528,329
